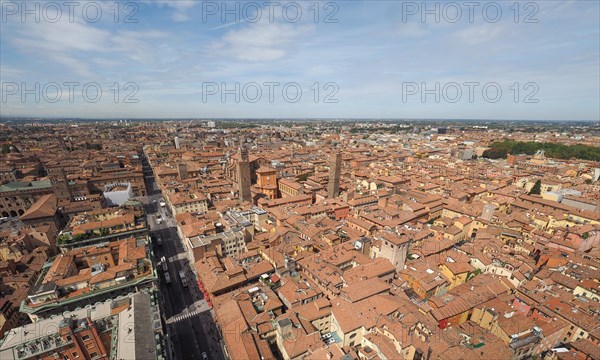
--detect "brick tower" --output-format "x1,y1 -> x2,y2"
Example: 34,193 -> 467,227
327,152 -> 342,198
237,146 -> 252,203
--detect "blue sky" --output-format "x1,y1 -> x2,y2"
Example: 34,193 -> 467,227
0,0 -> 598,120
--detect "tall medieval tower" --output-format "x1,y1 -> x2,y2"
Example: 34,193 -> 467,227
237,146 -> 252,203
327,152 -> 342,198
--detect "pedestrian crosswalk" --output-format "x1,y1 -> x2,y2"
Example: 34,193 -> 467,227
169,309 -> 203,323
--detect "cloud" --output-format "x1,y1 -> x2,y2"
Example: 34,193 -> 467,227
453,23 -> 507,46
5,15 -> 169,78
111,30 -> 169,63
209,20 -> 247,31
10,20 -> 110,53
211,21 -> 314,62
0,64 -> 25,80
395,22 -> 429,37
155,0 -> 197,22
6,19 -> 110,77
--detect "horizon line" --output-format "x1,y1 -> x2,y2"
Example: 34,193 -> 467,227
1,117 -> 599,123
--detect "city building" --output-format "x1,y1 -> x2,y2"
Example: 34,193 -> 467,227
21,237 -> 157,321
0,291 -> 166,360
56,204 -> 147,250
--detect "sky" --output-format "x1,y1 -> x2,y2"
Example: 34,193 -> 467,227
0,0 -> 599,120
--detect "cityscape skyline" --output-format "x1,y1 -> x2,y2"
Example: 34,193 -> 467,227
0,120 -> 599,360
1,2 -> 599,359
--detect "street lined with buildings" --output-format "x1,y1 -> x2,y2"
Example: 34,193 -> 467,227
143,155 -> 224,360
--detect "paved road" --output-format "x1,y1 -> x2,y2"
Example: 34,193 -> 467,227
140,155 -> 225,360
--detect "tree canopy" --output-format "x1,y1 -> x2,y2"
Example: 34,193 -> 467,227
482,140 -> 600,161
529,179 -> 542,195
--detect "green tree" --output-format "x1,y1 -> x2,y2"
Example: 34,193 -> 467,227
482,140 -> 600,161
529,180 -> 542,195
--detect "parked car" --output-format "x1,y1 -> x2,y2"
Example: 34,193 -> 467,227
202,352 -> 208,359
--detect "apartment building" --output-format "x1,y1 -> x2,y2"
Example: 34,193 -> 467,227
21,237 -> 156,321
167,191 -> 209,215
1,292 -> 165,360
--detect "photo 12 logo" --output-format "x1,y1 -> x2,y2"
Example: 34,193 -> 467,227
1,82 -> 140,103
202,82 -> 339,104
401,1 -> 539,23
201,1 -> 339,24
1,1 -> 139,23
402,82 -> 540,104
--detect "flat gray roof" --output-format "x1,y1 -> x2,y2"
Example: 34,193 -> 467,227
116,292 -> 157,360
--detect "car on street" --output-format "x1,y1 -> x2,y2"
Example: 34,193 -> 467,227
202,352 -> 208,359
179,270 -> 188,287
321,333 -> 332,340
161,256 -> 168,271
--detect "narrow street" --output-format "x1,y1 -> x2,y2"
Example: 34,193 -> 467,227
141,154 -> 225,360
